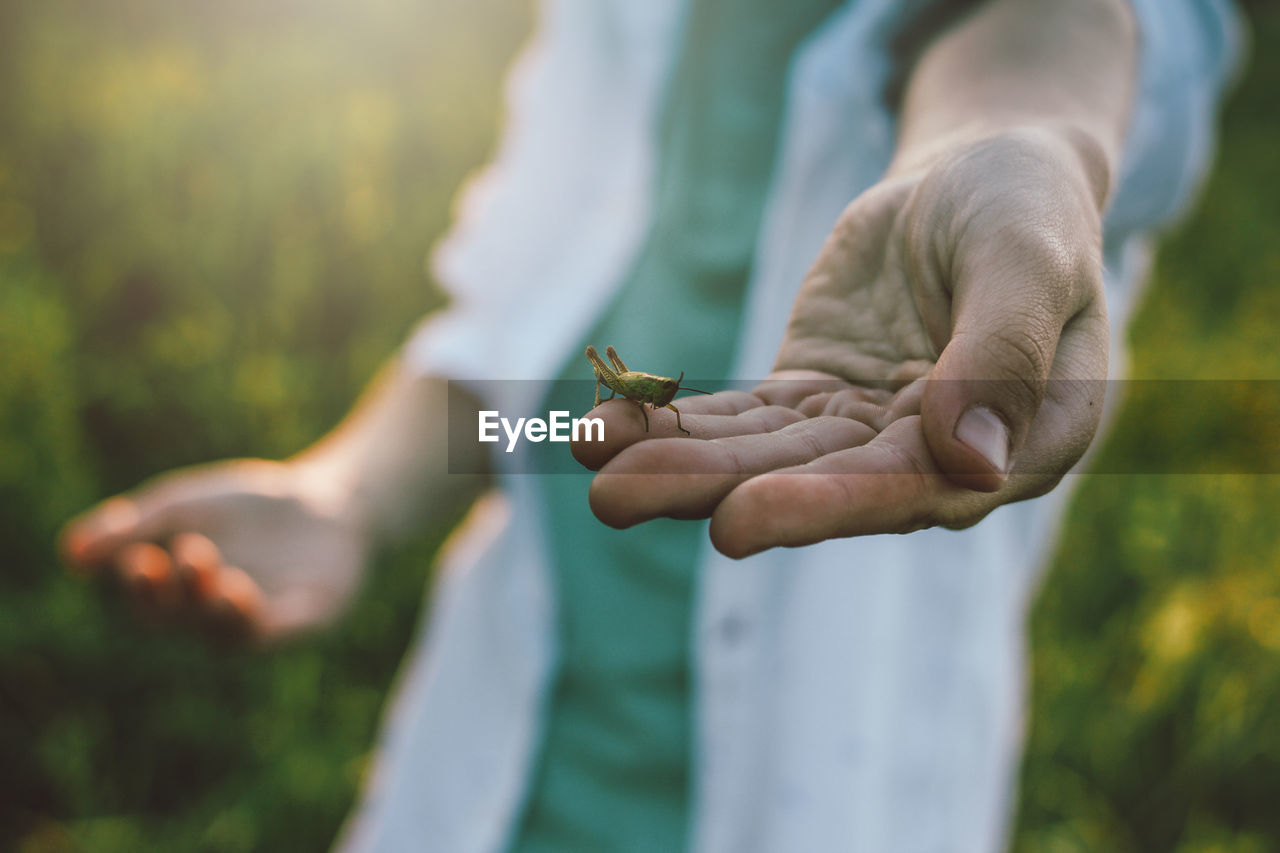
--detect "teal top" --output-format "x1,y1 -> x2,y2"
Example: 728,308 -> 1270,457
512,1 -> 845,850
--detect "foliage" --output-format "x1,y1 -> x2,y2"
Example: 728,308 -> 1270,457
0,0 -> 527,849
1012,5 -> 1280,850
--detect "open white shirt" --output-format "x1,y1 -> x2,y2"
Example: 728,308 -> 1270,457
342,1 -> 1242,850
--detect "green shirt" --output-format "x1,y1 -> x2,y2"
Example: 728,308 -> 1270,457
514,2 -> 844,849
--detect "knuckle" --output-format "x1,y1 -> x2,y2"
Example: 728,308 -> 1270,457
968,325 -> 1053,416
720,443 -> 754,479
988,322 -> 1052,381
797,392 -> 835,418
836,179 -> 914,229
973,220 -> 1082,300
788,421 -> 833,461
954,176 -> 1104,314
876,443 -> 948,533
881,437 -> 934,480
757,405 -> 808,431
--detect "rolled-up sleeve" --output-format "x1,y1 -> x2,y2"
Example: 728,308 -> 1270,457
1107,0 -> 1244,240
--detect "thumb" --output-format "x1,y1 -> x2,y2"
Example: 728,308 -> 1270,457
921,231 -> 1102,492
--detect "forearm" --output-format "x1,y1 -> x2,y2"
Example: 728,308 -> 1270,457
889,0 -> 1137,191
291,353 -> 492,544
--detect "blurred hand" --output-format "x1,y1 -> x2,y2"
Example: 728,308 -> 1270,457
575,128 -> 1110,558
60,459 -> 369,643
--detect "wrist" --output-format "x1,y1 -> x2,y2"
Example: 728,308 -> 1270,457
888,122 -> 1115,211
289,365 -> 491,547
288,444 -> 373,537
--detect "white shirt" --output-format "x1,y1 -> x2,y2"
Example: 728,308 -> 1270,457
341,1 -> 1242,850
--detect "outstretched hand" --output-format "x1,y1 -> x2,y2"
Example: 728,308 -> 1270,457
60,459 -> 369,643
574,129 -> 1110,558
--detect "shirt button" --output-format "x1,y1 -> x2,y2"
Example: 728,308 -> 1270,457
717,612 -> 750,645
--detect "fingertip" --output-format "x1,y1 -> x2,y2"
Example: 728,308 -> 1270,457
573,399 -> 704,470
946,404 -> 1011,490
708,522 -> 758,560
795,392 -> 836,418
570,417 -> 612,471
709,478 -> 780,560
177,555 -> 220,605
571,401 -> 645,470
708,515 -> 764,560
751,373 -> 848,408
59,497 -> 143,570
171,531 -> 221,565
209,567 -> 265,640
587,474 -> 637,529
171,532 -> 223,602
922,380 -> 1013,493
117,541 -> 176,608
58,523 -> 97,574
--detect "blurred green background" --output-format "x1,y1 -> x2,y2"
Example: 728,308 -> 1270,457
0,0 -> 1276,850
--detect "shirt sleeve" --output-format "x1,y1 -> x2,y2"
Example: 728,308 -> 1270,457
1106,0 -> 1245,242
402,0 -> 1246,383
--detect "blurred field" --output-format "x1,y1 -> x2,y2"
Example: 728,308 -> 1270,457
1013,1 -> 1280,849
0,0 -> 1276,851
0,0 -> 528,850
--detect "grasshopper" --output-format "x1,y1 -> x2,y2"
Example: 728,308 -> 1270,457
585,345 -> 709,435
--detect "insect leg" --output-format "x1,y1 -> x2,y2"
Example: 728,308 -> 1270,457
664,403 -> 690,435
635,401 -> 650,432
605,345 -> 629,373
587,346 -> 625,408
592,380 -> 619,413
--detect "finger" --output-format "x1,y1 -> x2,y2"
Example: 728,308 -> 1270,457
751,372 -> 876,409
811,393 -> 891,430
885,378 -> 927,423
60,497 -> 146,572
59,470 -> 210,572
589,416 -> 878,528
115,542 -> 179,611
171,532 -> 223,606
707,417 -> 996,558
572,400 -> 803,471
1000,312 -> 1109,482
206,566 -> 265,642
919,196 -> 1103,490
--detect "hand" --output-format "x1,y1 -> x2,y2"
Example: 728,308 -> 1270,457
575,128 -> 1110,558
59,458 -> 370,643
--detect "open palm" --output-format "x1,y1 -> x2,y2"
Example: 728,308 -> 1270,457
61,459 -> 369,641
575,129 -> 1111,558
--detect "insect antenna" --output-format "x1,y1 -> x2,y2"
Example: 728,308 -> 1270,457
674,371 -> 712,395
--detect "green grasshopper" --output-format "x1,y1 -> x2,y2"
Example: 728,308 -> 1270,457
585,345 -> 710,435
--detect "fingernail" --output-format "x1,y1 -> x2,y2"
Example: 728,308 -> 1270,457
954,405 -> 1010,475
